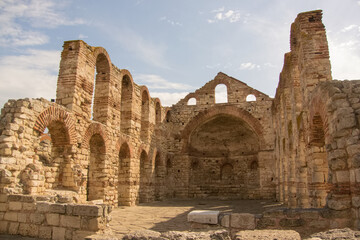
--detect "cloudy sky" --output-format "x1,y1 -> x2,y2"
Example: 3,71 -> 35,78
0,0 -> 360,107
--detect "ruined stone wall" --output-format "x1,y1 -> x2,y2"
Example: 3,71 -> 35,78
0,40 -> 168,208
0,9 -> 360,239
162,72 -> 276,199
273,10 -> 360,229
0,194 -> 111,239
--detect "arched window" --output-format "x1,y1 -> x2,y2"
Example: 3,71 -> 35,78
165,110 -> 171,123
118,142 -> 131,206
221,163 -> 233,182
154,153 -> 162,200
246,94 -> 256,102
121,75 -> 133,134
308,114 -> 329,208
91,53 -> 110,123
88,134 -> 106,201
140,90 -> 149,141
139,150 -> 149,203
215,84 -> 228,103
155,102 -> 161,124
187,98 -> 196,106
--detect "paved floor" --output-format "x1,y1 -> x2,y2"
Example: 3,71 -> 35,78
109,199 -> 283,236
0,199 -> 283,239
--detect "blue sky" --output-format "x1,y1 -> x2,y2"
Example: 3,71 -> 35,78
0,0 -> 360,107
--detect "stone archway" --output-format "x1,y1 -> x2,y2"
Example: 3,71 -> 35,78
187,114 -> 261,199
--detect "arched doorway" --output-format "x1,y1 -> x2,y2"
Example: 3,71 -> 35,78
154,152 -> 163,200
187,114 -> 260,198
308,114 -> 330,207
87,134 -> 106,201
118,142 -> 131,206
139,150 -> 150,203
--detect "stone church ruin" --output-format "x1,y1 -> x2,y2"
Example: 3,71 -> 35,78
0,10 -> 359,239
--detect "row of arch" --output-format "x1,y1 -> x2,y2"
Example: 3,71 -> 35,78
33,105 -> 164,204
81,51 -> 163,141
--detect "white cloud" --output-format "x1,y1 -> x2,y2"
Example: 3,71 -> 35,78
0,49 -> 60,108
150,92 -> 189,106
341,24 -> 358,32
329,37 -> 360,80
211,7 -> 225,13
0,0 -> 84,47
135,74 -> 192,90
208,8 -> 242,23
239,62 -> 260,70
160,16 -> 183,27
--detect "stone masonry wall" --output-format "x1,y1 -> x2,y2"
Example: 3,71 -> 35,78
162,72 -> 276,199
273,10 -> 360,229
0,194 -> 111,240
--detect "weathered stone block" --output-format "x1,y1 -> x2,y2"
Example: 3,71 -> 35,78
18,223 -> 38,237
307,218 -> 329,228
298,209 -> 320,219
23,202 -> 36,211
72,204 -> 103,217
0,203 -> 7,211
328,198 -> 352,210
52,226 -> 66,240
46,213 -> 60,226
0,194 -> 8,203
187,210 -> 220,225
60,215 -> 81,229
335,170 -> 350,182
18,213 -> 27,223
39,226 -> 52,239
352,196 -> 360,208
30,213 -> 45,224
8,222 -> 19,235
279,218 -> 305,227
230,213 -> 255,229
347,144 -> 360,157
0,220 -> 8,233
4,212 -> 17,221
7,195 -> 23,202
256,217 -> 276,229
8,201 -> 22,211
220,214 -> 230,228
81,217 -> 104,231
50,203 -> 66,214
37,202 -> 50,212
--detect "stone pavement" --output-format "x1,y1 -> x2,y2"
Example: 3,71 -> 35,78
108,199 -> 283,236
0,199 -> 282,239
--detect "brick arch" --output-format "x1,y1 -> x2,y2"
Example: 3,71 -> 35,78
154,98 -> 162,124
211,77 -> 231,89
115,136 -> 133,157
151,147 -> 164,165
82,123 -> 109,153
137,145 -> 150,158
181,105 -> 265,152
121,69 -> 135,87
308,87 -> 332,145
140,86 -> 151,102
33,106 -> 77,145
183,93 -> 199,105
93,47 -> 112,69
